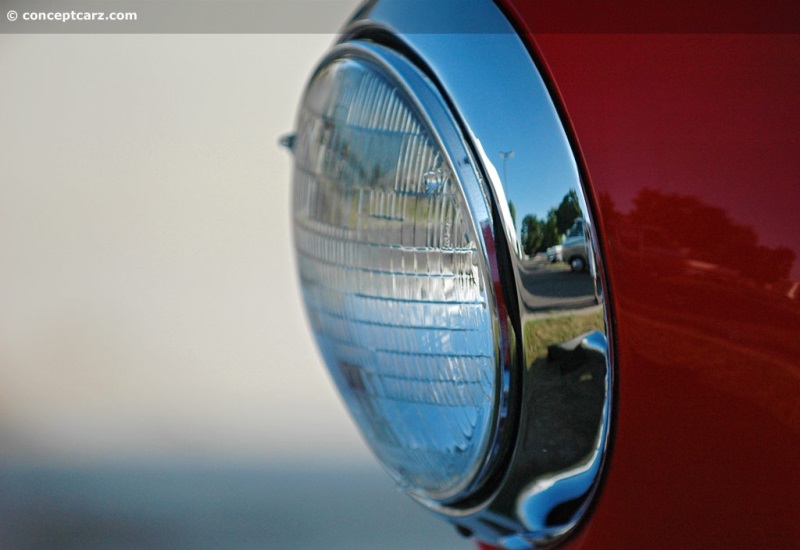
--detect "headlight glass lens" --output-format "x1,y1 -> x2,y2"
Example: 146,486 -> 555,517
292,54 -> 499,499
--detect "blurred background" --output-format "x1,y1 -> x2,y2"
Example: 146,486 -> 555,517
0,4 -> 471,548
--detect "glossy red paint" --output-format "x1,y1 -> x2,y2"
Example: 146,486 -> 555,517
489,2 -> 800,548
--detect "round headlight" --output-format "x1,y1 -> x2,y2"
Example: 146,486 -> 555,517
291,44 -> 507,501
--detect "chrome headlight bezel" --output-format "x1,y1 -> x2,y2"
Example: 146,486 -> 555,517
287,0 -> 614,546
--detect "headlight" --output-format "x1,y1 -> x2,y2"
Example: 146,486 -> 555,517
291,44 -> 510,502
285,0 -> 613,546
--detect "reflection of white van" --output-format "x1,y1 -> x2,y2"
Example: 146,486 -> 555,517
562,218 -> 589,272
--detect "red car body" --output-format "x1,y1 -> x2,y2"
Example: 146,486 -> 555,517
476,1 -> 800,548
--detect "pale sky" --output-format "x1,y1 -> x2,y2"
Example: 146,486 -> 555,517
0,31 -> 373,466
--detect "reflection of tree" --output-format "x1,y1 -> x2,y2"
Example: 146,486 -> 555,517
554,190 -> 583,235
521,189 -> 584,256
606,189 -> 795,284
521,215 -> 544,254
597,191 -> 623,226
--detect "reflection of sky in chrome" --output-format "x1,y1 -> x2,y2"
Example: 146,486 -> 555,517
408,34 -> 583,230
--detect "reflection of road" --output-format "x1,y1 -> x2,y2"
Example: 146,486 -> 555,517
519,258 -> 597,313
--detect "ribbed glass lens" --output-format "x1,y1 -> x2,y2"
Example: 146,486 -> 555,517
292,55 -> 498,498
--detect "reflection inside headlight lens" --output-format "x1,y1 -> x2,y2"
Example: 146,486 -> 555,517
291,55 -> 499,499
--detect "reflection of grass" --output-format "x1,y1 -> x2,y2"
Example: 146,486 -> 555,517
524,309 -> 605,368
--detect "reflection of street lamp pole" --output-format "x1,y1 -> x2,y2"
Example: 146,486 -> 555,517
500,150 -> 514,185
500,151 -> 518,252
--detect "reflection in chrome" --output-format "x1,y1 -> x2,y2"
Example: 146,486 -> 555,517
505,331 -> 610,547
288,0 -> 614,547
